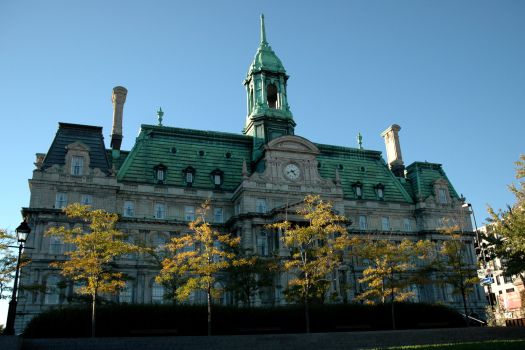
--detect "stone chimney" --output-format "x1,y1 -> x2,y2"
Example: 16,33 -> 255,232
381,124 -> 405,177
111,86 -> 127,150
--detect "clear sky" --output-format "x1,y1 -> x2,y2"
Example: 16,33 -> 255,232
0,0 -> 523,326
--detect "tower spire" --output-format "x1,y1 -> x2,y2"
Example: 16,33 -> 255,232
260,14 -> 267,45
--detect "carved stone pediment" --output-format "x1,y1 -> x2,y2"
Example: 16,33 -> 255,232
265,135 -> 319,155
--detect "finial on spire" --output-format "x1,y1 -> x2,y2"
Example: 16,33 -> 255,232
260,13 -> 267,45
157,107 -> 164,126
357,132 -> 363,149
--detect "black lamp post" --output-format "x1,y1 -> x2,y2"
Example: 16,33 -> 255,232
3,220 -> 31,336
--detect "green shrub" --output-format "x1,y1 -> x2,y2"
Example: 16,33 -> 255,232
23,302 -> 465,338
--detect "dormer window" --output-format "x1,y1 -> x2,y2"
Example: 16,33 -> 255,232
375,184 -> 385,200
154,164 -> 167,184
352,182 -> 363,199
71,156 -> 84,176
438,188 -> 447,204
211,169 -> 224,189
183,167 -> 196,187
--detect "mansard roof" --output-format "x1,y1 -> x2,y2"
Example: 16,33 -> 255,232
316,144 -> 414,203
41,122 -> 111,174
116,125 -> 252,190
406,161 -> 460,201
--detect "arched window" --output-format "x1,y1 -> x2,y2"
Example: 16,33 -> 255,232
267,83 -> 278,108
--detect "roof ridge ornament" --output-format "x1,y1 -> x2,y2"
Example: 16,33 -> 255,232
357,132 -> 363,150
157,107 -> 164,126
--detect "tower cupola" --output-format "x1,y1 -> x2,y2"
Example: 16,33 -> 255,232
243,15 -> 295,161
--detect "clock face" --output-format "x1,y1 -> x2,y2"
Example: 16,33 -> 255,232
284,163 -> 301,180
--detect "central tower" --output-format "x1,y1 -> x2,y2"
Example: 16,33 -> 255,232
243,15 -> 295,161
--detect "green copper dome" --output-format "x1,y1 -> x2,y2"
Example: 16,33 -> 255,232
248,14 -> 286,75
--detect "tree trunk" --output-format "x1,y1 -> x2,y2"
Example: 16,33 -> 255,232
461,286 -> 469,326
91,293 -> 96,338
207,287 -> 212,336
391,287 -> 396,330
304,293 -> 310,333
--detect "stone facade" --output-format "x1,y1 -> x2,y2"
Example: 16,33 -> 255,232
15,15 -> 486,332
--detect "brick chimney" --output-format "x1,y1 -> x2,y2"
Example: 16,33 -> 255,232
111,86 -> 127,150
381,124 -> 405,177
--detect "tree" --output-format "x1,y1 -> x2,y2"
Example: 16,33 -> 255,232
223,253 -> 280,307
0,230 -> 17,301
488,154 -> 525,282
157,201 -> 249,336
47,203 -> 137,337
351,237 -> 433,329
270,194 -> 350,333
430,226 -> 479,324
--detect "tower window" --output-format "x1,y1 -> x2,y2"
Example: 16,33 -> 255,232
267,83 -> 278,108
438,188 -> 448,204
55,192 -> 68,209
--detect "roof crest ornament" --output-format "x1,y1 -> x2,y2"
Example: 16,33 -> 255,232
157,107 -> 164,126
357,132 -> 363,150
260,13 -> 268,46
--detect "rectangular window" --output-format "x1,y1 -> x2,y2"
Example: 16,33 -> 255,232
71,156 -> 84,176
55,192 -> 67,209
184,205 -> 195,221
257,233 -> 268,256
504,276 -> 513,284
256,198 -> 267,213
214,174 -> 221,186
381,217 -> 390,231
506,288 -> 515,293
186,172 -> 194,184
157,169 -> 165,182
80,194 -> 93,206
355,186 -> 363,199
151,283 -> 165,304
403,218 -> 412,232
119,282 -> 133,303
358,215 -> 367,230
123,201 -> 134,217
49,236 -> 63,255
154,203 -> 166,219
235,202 -> 241,215
438,188 -> 447,204
214,207 -> 223,223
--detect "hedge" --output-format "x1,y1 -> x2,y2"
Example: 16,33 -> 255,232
23,302 -> 466,338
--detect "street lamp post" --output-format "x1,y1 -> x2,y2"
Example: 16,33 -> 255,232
3,220 -> 31,336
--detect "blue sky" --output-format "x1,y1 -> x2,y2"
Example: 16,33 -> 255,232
0,0 -> 523,324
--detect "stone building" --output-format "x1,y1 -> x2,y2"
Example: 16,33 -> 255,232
16,15 -> 486,331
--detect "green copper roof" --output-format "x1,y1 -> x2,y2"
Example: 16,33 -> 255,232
405,162 -> 460,201
247,14 -> 286,75
316,144 -> 414,203
117,125 -> 252,191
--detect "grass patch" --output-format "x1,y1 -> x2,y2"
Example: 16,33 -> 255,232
375,339 -> 525,350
